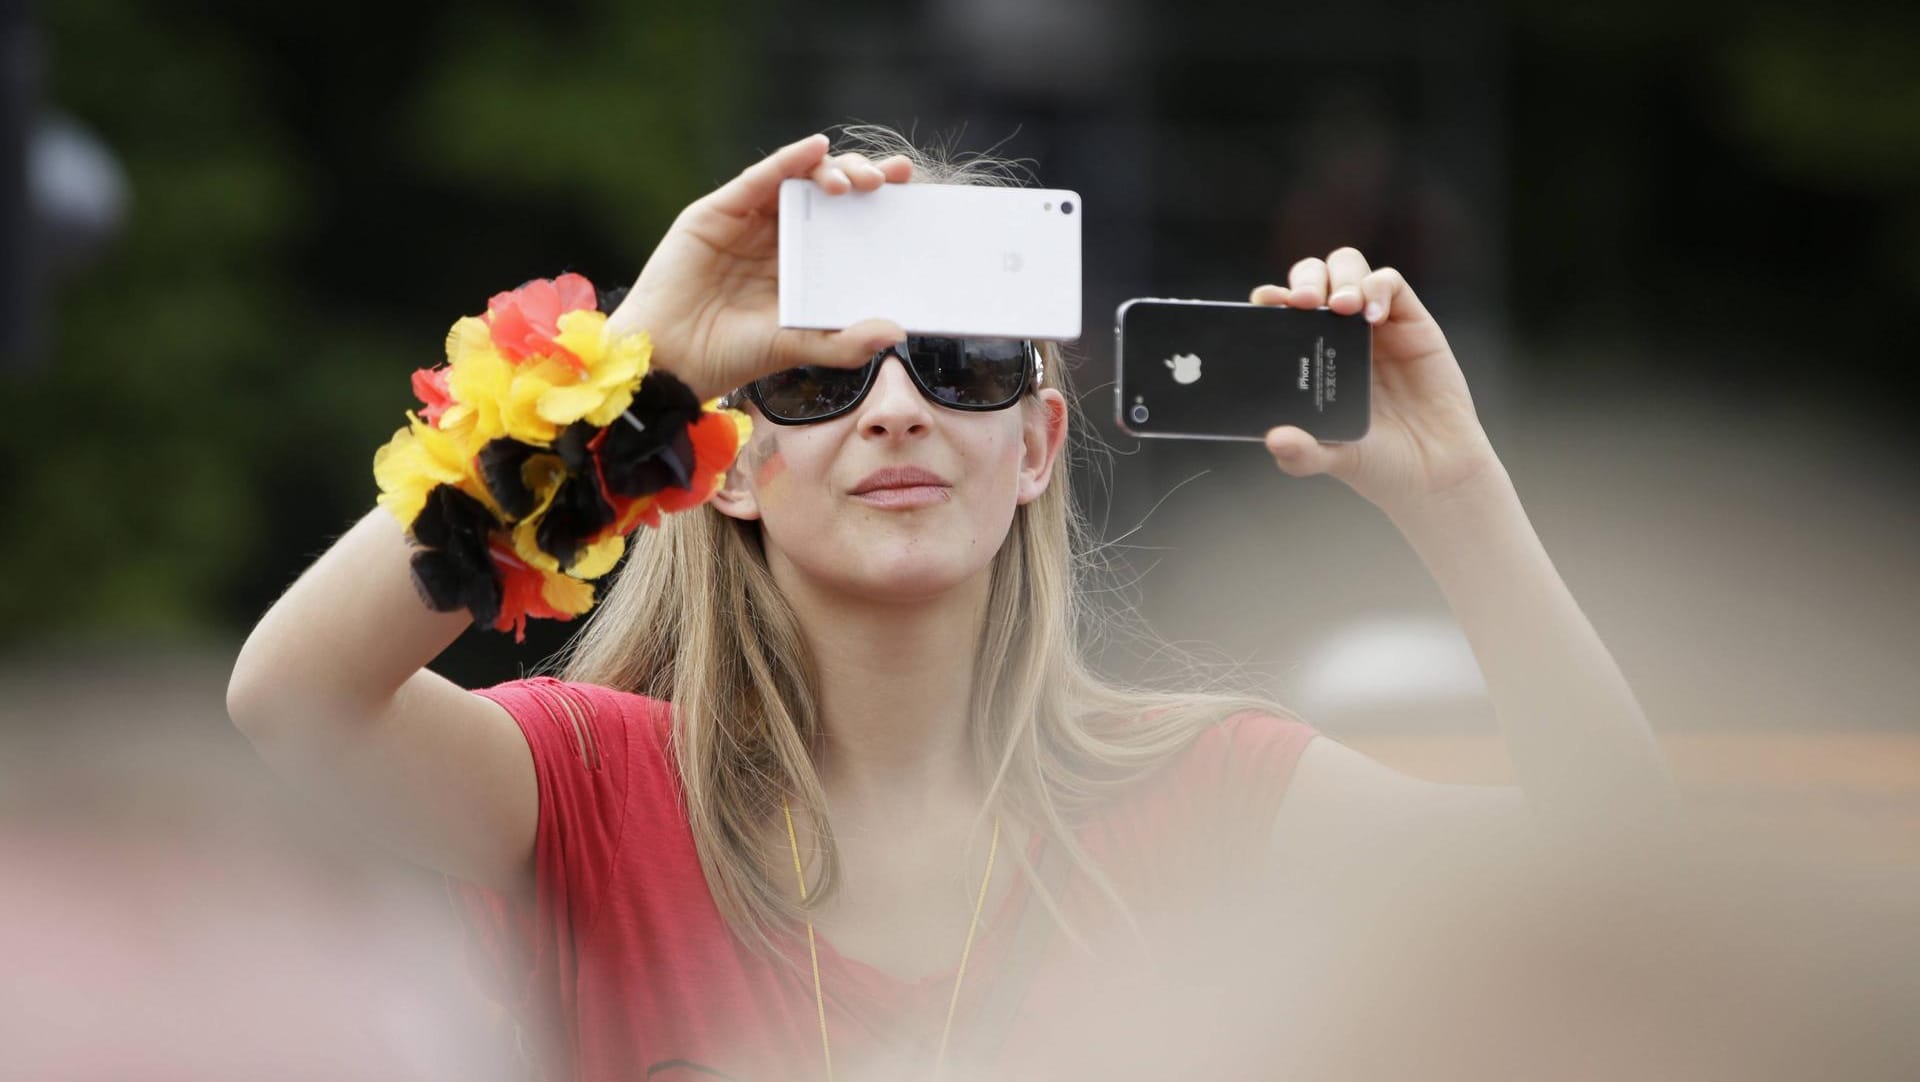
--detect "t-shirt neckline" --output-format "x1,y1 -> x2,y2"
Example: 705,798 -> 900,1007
785,827 -> 1047,1006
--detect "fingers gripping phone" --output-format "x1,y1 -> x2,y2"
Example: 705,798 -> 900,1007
1114,298 -> 1372,442
778,178 -> 1083,340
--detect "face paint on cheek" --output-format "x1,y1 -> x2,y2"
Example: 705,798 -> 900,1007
758,449 -> 787,489
746,437 -> 787,492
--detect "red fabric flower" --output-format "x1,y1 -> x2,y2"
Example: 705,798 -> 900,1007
653,411 -> 746,513
488,539 -> 582,643
604,491 -> 662,536
484,273 -> 598,371
410,365 -> 454,426
586,410 -> 746,537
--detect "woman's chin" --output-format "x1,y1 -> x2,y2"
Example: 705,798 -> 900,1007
822,552 -> 989,606
850,569 -> 978,605
763,525 -> 1005,607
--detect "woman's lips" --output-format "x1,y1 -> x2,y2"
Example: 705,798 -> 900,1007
849,466 -> 952,509
850,485 -> 952,510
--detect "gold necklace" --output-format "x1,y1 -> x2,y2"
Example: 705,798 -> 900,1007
782,800 -> 1002,1082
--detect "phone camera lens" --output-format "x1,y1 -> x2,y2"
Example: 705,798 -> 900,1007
1129,403 -> 1149,425
1061,200 -> 1074,215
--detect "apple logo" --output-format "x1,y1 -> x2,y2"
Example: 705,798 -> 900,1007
1001,251 -> 1025,272
1165,352 -> 1202,385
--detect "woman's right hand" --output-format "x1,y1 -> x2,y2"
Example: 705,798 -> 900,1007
605,133 -> 912,401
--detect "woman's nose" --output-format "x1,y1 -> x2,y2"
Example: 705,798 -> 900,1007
857,354 -> 932,436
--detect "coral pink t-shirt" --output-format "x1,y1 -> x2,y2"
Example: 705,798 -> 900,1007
446,676 -> 1317,1082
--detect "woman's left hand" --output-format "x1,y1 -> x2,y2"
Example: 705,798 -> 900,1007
1255,248 -> 1502,517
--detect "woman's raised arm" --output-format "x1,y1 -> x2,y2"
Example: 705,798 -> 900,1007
226,506 -> 541,899
225,134 -> 917,898
1261,250 -> 1673,857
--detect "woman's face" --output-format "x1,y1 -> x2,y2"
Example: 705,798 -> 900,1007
712,354 -> 1069,604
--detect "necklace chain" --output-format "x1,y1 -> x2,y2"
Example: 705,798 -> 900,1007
781,800 -> 1002,1082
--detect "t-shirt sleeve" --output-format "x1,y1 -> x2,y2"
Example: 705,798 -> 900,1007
1188,711 -> 1320,871
442,675 -> 641,1017
1090,711 -> 1320,903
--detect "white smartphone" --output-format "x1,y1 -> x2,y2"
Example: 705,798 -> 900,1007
778,177 -> 1082,340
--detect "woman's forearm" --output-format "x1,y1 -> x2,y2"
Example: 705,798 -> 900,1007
1386,463 -> 1675,825
227,506 -> 471,729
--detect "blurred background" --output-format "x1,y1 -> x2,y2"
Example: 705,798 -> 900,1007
2,0 -> 1916,1076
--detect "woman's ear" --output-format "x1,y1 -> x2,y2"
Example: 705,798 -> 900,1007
710,480 -> 761,522
710,437 -> 768,522
1016,388 -> 1070,506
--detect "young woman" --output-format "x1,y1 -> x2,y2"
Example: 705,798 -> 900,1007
227,127 -> 1670,1082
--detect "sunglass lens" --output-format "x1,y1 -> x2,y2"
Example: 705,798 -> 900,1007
906,337 -> 1028,407
752,365 -> 869,421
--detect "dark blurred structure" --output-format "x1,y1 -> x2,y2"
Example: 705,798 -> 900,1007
753,0 -> 1512,495
1,1 -> 127,375
1,0 -> 37,369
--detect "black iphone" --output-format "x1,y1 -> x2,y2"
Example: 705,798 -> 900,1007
1114,298 -> 1371,442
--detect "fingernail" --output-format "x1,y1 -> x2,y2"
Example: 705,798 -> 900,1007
1365,301 -> 1385,323
1332,288 -> 1360,307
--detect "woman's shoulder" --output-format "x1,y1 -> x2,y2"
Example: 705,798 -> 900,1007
1191,708 -> 1320,769
474,673 -> 671,720
1074,706 -> 1320,898
1115,703 -> 1319,780
1128,707 -> 1319,806
471,674 -> 675,777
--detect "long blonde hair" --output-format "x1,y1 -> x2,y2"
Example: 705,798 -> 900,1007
547,123 -> 1296,954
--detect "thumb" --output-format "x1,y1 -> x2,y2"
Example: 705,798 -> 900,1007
770,317 -> 906,371
1264,425 -> 1348,479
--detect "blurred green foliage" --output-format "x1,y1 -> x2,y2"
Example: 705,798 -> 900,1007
1716,9 -> 1920,292
4,0 -> 754,644
1506,1 -> 1920,355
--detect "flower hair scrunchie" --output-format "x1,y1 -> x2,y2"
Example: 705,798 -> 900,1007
372,273 -> 750,641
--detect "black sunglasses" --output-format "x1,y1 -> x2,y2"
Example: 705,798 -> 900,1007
733,337 -> 1043,425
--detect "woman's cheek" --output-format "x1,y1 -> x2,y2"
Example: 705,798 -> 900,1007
737,430 -> 794,513
755,446 -> 788,492
1002,431 -> 1028,496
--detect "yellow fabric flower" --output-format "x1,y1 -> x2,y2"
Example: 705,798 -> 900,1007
372,410 -> 498,526
544,310 -> 650,427
438,317 -> 511,446
440,311 -> 649,447
537,568 -> 597,616
565,531 -> 627,578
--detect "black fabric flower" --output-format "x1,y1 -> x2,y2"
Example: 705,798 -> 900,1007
406,484 -> 503,627
477,439 -> 541,520
600,370 -> 703,498
553,420 -> 599,475
536,471 -> 616,573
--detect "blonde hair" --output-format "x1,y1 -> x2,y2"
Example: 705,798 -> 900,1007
548,123 -> 1296,955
